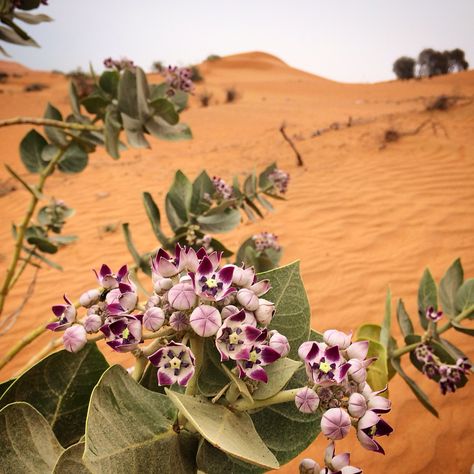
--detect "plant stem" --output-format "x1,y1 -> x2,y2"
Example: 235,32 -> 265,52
0,147 -> 66,315
0,117 -> 102,132
8,247 -> 37,290
390,304 -> 474,359
131,355 -> 148,382
232,388 -> 300,411
185,335 -> 204,397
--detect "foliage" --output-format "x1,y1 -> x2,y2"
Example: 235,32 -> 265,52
392,56 -> 415,80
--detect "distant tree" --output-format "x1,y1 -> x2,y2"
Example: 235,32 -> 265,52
151,61 -> 164,73
189,65 -> 203,82
206,54 -> 221,62
418,48 -> 436,77
393,56 -> 416,80
445,49 -> 469,72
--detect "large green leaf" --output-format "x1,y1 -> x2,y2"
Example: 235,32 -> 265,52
53,442 -> 90,473
58,142 -> 89,173
0,343 -> 109,447
83,365 -> 196,473
44,103 -> 68,147
0,402 -> 64,473
252,357 -> 301,400
418,268 -> 438,330
197,339 -> 229,397
439,258 -> 464,317
259,261 -> 311,359
19,129 -> 48,173
165,390 -> 279,470
390,358 -> 438,417
197,208 -> 241,233
146,117 -> 192,141
150,97 -> 179,125
117,68 -> 138,118
104,108 -> 122,159
165,170 -> 193,231
191,170 -> 214,214
455,279 -> 474,318
396,298 -> 414,338
143,191 -> 168,245
99,70 -> 119,97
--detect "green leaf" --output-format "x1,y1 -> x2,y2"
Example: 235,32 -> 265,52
14,11 -> 53,24
165,390 -> 279,470
418,268 -> 438,330
136,66 -> 151,121
0,378 -> 15,397
197,208 -> 241,233
121,112 -> 150,148
380,287 -> 392,350
53,442 -> 91,473
26,236 -> 58,254
0,25 -> 38,47
146,117 -> 192,141
197,339 -> 229,397
19,129 -> 48,173
41,143 -> 60,162
0,343 -> 109,447
450,320 -> 474,336
165,170 -> 193,231
439,258 -> 464,316
58,143 -> 88,173
122,223 -> 150,275
83,365 -> 196,473
221,365 -> 253,403
0,402 -> 64,473
143,191 -> 168,245
150,97 -> 179,125
455,279 -> 474,318
258,162 -> 277,189
439,338 -> 469,361
191,170 -> 214,214
99,70 -> 119,97
44,103 -> 68,147
259,261 -> 311,359
28,248 -> 63,270
390,358 -> 438,417
68,82 -> 81,116
118,68 -> 138,118
396,298 -> 414,338
104,108 -> 122,159
81,92 -> 109,115
252,357 -> 301,400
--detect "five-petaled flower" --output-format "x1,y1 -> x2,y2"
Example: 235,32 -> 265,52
148,342 -> 195,386
356,410 -> 393,454
100,314 -> 143,352
47,294 -> 76,331
191,256 -> 235,301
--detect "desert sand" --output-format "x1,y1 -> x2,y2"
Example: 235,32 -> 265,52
0,52 -> 473,473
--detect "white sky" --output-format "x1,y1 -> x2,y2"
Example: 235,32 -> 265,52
4,0 -> 474,83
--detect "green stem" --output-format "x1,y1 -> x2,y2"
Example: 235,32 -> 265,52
390,304 -> 474,359
0,117 -> 102,132
0,147 -> 66,315
185,335 -> 204,397
232,388 -> 300,411
131,356 -> 148,382
8,247 -> 37,290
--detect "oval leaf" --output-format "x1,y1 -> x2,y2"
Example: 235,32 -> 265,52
439,258 -> 464,317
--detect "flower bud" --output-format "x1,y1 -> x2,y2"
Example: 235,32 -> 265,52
153,277 -> 173,293
299,458 -> 320,474
143,307 -> 165,332
119,291 -> 138,312
79,289 -> 101,308
321,408 -> 351,440
345,341 -> 369,361
348,392 -> 367,418
255,298 -> 275,326
63,325 -> 87,353
268,330 -> 290,357
145,295 -> 161,310
190,305 -> 222,337
295,387 -> 320,413
232,266 -> 255,288
168,283 -> 197,310
169,311 -> 190,331
221,305 -> 240,319
83,314 -> 102,333
237,288 -> 259,311
348,359 -> 367,383
323,329 -> 352,349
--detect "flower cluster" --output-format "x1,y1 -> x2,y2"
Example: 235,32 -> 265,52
252,232 -> 281,252
47,244 -> 288,387
299,441 -> 362,474
414,343 -> 471,394
163,66 -> 194,93
212,175 -> 234,200
296,331 -> 393,454
268,168 -> 290,195
103,57 -> 135,71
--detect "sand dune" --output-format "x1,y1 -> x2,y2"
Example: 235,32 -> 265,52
0,52 -> 473,473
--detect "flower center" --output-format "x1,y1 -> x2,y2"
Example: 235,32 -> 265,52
229,332 -> 240,345
122,328 -> 130,339
249,350 -> 258,363
319,361 -> 331,373
369,425 -> 377,436
206,278 -> 218,288
169,357 -> 182,370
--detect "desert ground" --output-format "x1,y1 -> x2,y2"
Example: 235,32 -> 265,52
0,52 -> 473,473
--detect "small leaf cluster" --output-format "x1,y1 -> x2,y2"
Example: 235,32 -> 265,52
0,0 -> 52,57
124,163 -> 287,275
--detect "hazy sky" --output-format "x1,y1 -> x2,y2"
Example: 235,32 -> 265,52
4,0 -> 474,83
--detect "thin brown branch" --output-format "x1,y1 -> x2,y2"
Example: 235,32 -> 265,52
279,122 -> 304,167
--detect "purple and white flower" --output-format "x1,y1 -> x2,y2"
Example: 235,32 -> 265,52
357,410 -> 393,454
106,282 -> 138,314
169,311 -> 190,331
321,407 -> 351,440
237,288 -> 259,311
100,314 -> 143,352
295,387 -> 320,413
148,342 -> 195,386
299,341 -> 351,387
168,282 -> 197,310
191,256 -> 235,302
348,392 -> 368,418
63,325 -> 87,353
79,288 -> 101,308
236,339 -> 281,383
324,329 -> 352,350
255,298 -> 275,326
322,441 -> 362,474
94,264 -> 128,289
268,330 -> 290,357
231,265 -> 255,288
83,313 -> 102,333
143,307 -> 165,332
151,246 -> 185,278
47,295 -> 76,331
426,306 -> 443,322
189,305 -> 222,337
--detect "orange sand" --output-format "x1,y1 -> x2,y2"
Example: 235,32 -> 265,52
0,52 -> 473,473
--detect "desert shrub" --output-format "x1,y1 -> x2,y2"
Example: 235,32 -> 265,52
206,54 -> 221,62
24,82 -> 48,92
225,86 -> 238,103
190,64 -> 203,82
393,56 -> 416,80
198,90 -> 212,107
445,48 -> 469,72
0,71 -> 9,83
152,60 -> 164,73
